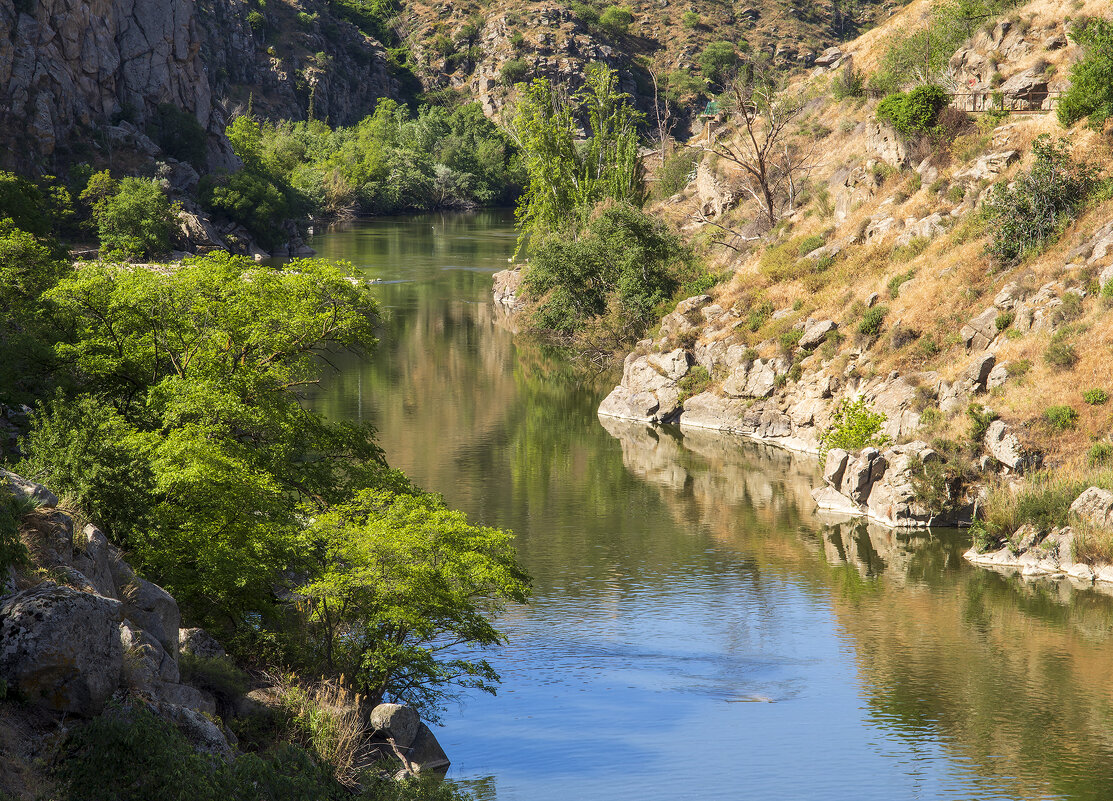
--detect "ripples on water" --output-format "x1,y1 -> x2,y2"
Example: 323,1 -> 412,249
310,213 -> 1113,801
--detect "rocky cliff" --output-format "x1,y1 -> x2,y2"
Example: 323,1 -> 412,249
0,469 -> 447,796
0,0 -> 398,172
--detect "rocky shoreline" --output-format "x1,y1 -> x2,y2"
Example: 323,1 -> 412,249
491,276 -> 1113,590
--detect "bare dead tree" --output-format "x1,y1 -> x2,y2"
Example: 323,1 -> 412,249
702,75 -> 818,230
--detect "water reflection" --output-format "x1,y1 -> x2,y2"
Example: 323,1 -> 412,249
310,214 -> 1113,801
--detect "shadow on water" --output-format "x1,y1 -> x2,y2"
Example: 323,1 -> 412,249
308,213 -> 1113,801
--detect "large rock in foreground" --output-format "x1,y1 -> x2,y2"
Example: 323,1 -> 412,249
0,582 -> 123,716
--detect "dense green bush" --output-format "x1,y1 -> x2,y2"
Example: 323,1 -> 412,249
91,176 -> 175,259
857,305 -> 888,337
655,149 -> 699,198
1044,329 -> 1079,369
201,169 -> 290,248
983,135 -> 1101,264
818,397 -> 891,459
1044,404 -> 1079,431
522,202 -> 690,338
876,85 -> 948,137
0,171 -> 73,237
1057,18 -> 1113,129
681,10 -> 699,28
598,5 -> 633,34
500,58 -> 528,85
146,103 -> 207,167
1084,388 -> 1109,405
699,41 -> 738,85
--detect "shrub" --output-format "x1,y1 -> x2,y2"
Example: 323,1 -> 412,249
500,58 -> 528,85
797,233 -> 826,257
178,653 -> 249,707
246,9 -> 265,31
509,30 -> 525,49
983,135 -> 1102,265
1084,388 -> 1109,405
887,268 -> 914,298
779,327 -> 804,353
655,149 -> 699,198
876,85 -> 949,138
967,403 -> 998,444
857,305 -> 888,337
818,397 -> 891,459
831,64 -> 864,99
0,171 -> 74,237
1044,404 -> 1079,430
681,10 -> 700,28
699,41 -> 738,84
1044,332 -> 1079,370
1008,358 -> 1031,377
746,300 -> 773,332
1089,442 -> 1113,465
93,177 -> 174,259
677,365 -> 711,400
946,184 -> 967,203
570,1 -> 599,25
200,169 -> 290,249
598,5 -> 633,34
1057,18 -> 1113,129
994,311 -> 1014,331
146,104 -> 207,167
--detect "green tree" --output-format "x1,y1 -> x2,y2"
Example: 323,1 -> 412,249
299,488 -> 530,719
699,41 -> 738,85
0,171 -> 73,237
598,5 -> 633,34
509,64 -> 644,251
522,201 -> 690,339
1057,17 -> 1113,130
22,253 -> 386,623
876,85 -> 948,137
91,177 -> 175,259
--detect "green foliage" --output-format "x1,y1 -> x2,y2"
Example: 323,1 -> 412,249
662,68 -> 706,106
779,327 -> 804,353
92,177 -> 175,259
681,10 -> 700,28
1089,442 -> 1113,466
994,311 -> 1014,331
0,219 -> 69,401
871,0 -> 1019,92
857,305 -> 888,337
522,202 -> 689,338
984,470 -> 1098,540
747,301 -> 773,332
1044,330 -> 1079,370
1008,358 -> 1031,377
677,365 -> 711,400
1084,388 -> 1109,405
598,5 -> 633,34
983,135 -> 1102,265
300,488 -> 530,717
146,104 -> 207,167
201,169 -> 290,249
797,234 -> 826,257
818,397 -> 891,460
1057,18 -> 1113,129
966,402 -> 998,444
510,64 -> 644,251
876,85 -> 948,137
887,268 -> 914,298
699,41 -> 738,85
21,254 -> 385,623
179,653 -> 249,705
247,9 -> 265,31
53,703 -> 355,801
969,519 -> 998,553
0,488 -> 32,575
655,149 -> 699,198
831,64 -> 864,99
500,58 -> 528,86
0,171 -> 74,238
219,102 -> 519,244
569,1 -> 599,25
1044,404 -> 1079,431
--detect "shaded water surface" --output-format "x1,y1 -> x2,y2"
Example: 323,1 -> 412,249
311,212 -> 1113,801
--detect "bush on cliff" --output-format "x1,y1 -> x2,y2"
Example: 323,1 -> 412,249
983,135 -> 1101,265
1057,17 -> 1113,130
817,398 -> 891,460
86,175 -> 176,260
876,85 -> 948,138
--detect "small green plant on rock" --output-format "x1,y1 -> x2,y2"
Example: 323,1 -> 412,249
994,311 -> 1014,331
967,403 -> 999,446
818,398 -> 891,460
677,365 -> 711,400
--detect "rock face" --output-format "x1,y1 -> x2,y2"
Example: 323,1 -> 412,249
0,0 -> 397,169
0,583 -> 123,716
492,268 -> 524,309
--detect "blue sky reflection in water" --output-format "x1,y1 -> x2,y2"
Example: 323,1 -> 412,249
308,212 -> 1113,801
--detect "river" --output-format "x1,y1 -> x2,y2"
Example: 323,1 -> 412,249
309,211 -> 1113,801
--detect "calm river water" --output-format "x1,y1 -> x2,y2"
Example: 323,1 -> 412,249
310,211 -> 1113,801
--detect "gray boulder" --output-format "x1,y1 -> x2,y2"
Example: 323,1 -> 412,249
0,470 -> 58,507
823,449 -> 849,488
0,582 -> 123,716
799,319 -> 837,350
123,578 -> 181,658
120,621 -> 180,692
406,722 -> 451,773
370,702 -> 422,749
1070,487 -> 1113,528
984,420 -> 1039,474
179,627 -> 226,660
